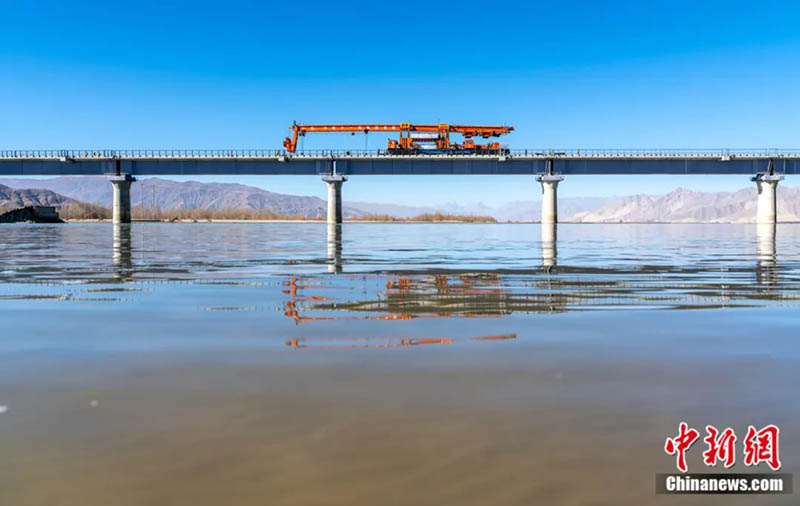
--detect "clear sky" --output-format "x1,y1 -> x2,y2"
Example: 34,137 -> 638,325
1,1 -> 798,206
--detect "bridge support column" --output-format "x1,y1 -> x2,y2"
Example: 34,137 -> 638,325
537,174 -> 564,225
109,174 -> 136,224
322,174 -> 347,224
751,173 -> 783,224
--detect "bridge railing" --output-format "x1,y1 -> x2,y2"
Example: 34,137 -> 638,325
0,149 -> 287,159
1,149 -> 799,159
509,148 -> 800,157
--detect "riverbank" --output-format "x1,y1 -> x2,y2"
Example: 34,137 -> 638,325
65,218 -> 508,224
56,207 -> 498,223
60,218 -> 798,224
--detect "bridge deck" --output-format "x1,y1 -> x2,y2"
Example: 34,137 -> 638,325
1,150 -> 798,176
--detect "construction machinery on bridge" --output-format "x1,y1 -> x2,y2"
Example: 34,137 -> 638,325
283,122 -> 514,154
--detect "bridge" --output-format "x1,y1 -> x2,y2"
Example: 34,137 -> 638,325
1,149 -> 797,226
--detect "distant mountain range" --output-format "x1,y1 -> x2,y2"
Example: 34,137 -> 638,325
0,183 -> 73,210
0,183 -> 103,216
0,176 -> 614,220
571,187 -> 800,223
0,176 -> 797,222
0,177 -> 358,218
438,198 -> 612,221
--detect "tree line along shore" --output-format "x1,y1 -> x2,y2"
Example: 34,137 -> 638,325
57,206 -> 498,223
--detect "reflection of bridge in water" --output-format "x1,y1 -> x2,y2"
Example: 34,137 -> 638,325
281,222 -> 796,321
0,221 -> 793,315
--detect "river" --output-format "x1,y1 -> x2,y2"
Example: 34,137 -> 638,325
1,222 -> 798,505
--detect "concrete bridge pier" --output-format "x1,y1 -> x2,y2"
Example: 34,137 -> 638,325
537,174 -> 564,225
751,172 -> 783,224
322,174 -> 347,224
538,172 -> 562,271
109,174 -> 136,224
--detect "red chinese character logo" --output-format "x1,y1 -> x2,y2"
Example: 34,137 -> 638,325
743,424 -> 781,471
665,422 -> 700,472
703,425 -> 737,468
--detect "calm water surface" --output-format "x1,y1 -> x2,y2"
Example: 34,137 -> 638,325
1,223 -> 799,505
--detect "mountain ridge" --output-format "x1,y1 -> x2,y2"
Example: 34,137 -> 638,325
1,177 -> 797,222
0,183 -> 106,218
571,186 -> 800,223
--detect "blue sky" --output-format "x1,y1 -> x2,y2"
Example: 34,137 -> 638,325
1,1 -> 799,206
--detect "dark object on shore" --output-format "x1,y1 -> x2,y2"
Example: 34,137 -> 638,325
0,206 -> 64,223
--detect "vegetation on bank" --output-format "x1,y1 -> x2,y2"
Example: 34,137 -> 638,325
134,207 -> 312,221
39,202 -> 110,220
58,205 -> 497,222
357,212 -> 497,223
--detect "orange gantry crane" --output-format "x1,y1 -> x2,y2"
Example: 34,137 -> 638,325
283,122 -> 514,154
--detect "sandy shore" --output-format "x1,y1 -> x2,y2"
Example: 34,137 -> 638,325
60,218 -> 796,224
64,218 -> 508,224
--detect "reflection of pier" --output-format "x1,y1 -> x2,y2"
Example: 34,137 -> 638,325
112,223 -> 133,281
756,223 -> 778,286
327,223 -> 342,273
541,222 -> 557,270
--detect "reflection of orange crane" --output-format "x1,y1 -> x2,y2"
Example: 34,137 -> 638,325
285,334 -> 515,350
283,122 -> 514,154
282,275 -> 504,323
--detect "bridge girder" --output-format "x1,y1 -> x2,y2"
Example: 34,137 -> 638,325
0,154 -> 798,176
